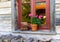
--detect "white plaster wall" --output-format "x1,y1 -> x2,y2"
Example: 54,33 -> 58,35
55,0 -> 60,34
0,1 -> 12,32
56,0 -> 60,3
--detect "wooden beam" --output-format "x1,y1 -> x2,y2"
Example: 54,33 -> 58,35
46,0 -> 50,29
31,0 -> 36,15
17,0 -> 22,28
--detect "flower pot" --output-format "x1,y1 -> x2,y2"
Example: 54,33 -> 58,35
31,24 -> 37,31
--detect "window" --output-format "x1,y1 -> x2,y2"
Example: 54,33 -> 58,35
13,0 -> 56,34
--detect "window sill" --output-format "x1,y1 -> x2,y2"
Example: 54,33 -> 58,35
13,30 -> 56,35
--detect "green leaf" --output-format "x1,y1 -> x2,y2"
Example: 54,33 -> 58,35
31,17 -> 43,25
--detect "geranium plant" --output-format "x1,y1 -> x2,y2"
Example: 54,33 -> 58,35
29,13 -> 44,25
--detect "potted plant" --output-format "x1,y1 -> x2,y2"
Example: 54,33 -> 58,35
29,13 -> 44,31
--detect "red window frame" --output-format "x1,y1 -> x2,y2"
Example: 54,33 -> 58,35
17,0 -> 50,30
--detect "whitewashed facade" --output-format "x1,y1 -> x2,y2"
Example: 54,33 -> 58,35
0,0 -> 12,31
0,0 -> 60,42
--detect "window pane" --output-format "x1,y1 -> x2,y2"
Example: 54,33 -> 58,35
20,0 -> 31,31
35,0 -> 46,30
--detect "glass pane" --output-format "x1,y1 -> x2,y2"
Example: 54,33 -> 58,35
21,0 -> 31,31
35,0 -> 46,26
22,0 -> 30,22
